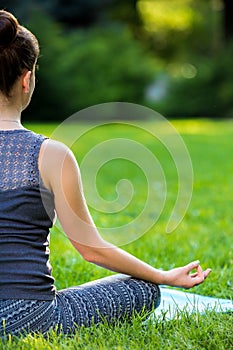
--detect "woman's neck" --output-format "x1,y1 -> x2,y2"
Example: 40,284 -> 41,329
0,100 -> 23,129
0,114 -> 23,130
0,120 -> 23,130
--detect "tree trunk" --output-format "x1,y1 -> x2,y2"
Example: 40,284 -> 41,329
223,0 -> 233,41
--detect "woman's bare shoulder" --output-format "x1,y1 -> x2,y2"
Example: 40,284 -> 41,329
40,138 -> 76,165
39,138 -> 77,191
42,138 -> 71,154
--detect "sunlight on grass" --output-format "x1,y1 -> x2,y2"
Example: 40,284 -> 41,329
172,118 -> 233,134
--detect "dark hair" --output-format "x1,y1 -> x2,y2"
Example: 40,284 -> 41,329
0,10 -> 39,97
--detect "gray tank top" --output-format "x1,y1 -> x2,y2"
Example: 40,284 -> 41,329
0,129 -> 56,300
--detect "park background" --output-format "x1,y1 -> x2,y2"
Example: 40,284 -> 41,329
1,0 -> 233,121
0,1 -> 233,349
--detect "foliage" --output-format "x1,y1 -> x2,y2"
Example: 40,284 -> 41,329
136,0 -> 223,59
152,43 -> 233,118
23,11 -> 157,121
49,0 -> 112,27
2,0 -> 233,119
1,0 -> 139,29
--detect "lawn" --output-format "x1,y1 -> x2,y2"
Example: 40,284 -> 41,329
0,118 -> 232,349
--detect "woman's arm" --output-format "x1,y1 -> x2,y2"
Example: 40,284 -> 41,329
39,140 -> 211,289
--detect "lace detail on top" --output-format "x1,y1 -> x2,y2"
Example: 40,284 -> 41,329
0,130 -> 46,191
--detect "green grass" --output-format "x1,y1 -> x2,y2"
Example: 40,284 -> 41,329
1,119 -> 232,349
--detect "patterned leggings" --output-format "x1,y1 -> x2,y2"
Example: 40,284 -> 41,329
0,275 -> 160,337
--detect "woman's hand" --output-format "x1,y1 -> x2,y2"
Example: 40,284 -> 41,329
162,261 -> 212,289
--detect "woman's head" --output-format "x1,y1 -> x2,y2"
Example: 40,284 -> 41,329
0,10 -> 39,98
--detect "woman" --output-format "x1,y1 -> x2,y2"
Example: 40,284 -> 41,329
0,10 -> 211,337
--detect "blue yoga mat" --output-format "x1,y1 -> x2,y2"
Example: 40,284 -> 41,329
150,287 -> 233,321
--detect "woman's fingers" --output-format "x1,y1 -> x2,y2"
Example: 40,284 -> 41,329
163,261 -> 211,288
190,272 -> 198,278
184,261 -> 212,286
190,265 -> 212,286
203,268 -> 212,279
186,260 -> 201,273
197,265 -> 212,280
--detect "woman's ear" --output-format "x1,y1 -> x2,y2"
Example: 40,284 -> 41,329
22,70 -> 32,94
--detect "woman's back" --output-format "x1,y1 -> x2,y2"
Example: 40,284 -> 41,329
0,129 -> 55,300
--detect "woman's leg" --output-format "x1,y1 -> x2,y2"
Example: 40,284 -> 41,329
0,276 -> 160,337
0,299 -> 56,337
54,274 -> 161,333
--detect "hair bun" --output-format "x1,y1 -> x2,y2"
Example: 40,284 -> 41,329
0,10 -> 18,48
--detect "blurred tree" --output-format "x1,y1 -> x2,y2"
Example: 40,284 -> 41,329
155,41 -> 233,118
2,0 -> 233,119
0,0 -> 140,30
223,0 -> 233,41
23,11 -> 157,121
0,0 -> 51,20
50,0 -> 110,27
106,0 -> 142,34
136,0 -> 220,59
49,0 -> 141,32
1,0 -> 230,49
